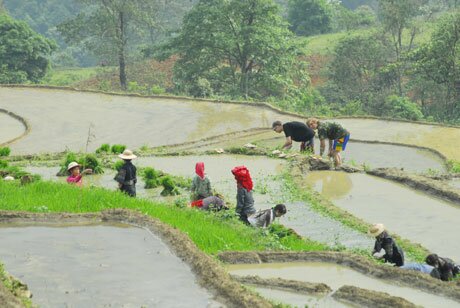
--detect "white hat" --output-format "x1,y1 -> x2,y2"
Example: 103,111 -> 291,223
368,223 -> 385,237
118,149 -> 137,160
67,161 -> 81,171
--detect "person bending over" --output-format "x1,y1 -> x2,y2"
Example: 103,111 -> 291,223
425,254 -> 460,281
369,223 -> 404,267
248,204 -> 287,228
272,121 -> 315,152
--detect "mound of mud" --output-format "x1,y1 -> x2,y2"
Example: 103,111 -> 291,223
333,285 -> 417,308
232,275 -> 332,295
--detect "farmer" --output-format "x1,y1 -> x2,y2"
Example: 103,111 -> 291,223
191,162 -> 212,201
306,118 -> 350,167
114,149 -> 137,197
190,194 -> 227,211
231,166 -> 256,224
66,162 -> 92,187
248,204 -> 287,228
425,254 -> 460,281
368,223 -> 404,267
272,121 -> 315,152
400,263 -> 441,279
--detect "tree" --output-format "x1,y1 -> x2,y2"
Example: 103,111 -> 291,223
0,13 -> 56,83
329,34 -> 395,112
377,0 -> 425,95
287,0 -> 332,36
58,0 -> 157,90
411,11 -> 460,121
163,0 -> 306,99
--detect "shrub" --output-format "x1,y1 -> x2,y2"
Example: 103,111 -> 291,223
0,147 -> 11,157
150,85 -> 165,95
381,95 -> 423,121
111,144 -> 126,154
95,143 -> 110,154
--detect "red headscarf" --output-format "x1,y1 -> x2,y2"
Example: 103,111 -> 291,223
231,166 -> 253,192
195,162 -> 205,179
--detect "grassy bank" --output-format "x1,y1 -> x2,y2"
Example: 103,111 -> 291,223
0,180 -> 326,254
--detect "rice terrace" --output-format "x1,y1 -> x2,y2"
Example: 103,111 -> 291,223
0,0 -> 459,307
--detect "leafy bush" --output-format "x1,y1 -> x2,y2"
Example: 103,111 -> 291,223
149,85 -> 165,95
111,144 -> 126,154
0,147 -> 11,157
95,143 -> 111,154
381,95 -> 424,121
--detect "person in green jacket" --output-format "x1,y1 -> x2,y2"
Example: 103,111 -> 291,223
191,162 -> 212,201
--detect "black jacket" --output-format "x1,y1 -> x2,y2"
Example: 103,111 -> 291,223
373,234 -> 404,266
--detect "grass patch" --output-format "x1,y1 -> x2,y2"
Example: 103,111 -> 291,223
0,263 -> 32,307
42,67 -> 111,87
0,180 -> 327,255
447,160 -> 460,173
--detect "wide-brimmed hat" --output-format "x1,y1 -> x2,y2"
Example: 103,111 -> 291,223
368,223 -> 385,237
118,149 -> 137,160
67,161 -> 81,171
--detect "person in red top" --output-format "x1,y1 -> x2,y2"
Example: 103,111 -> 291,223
66,162 -> 92,187
231,166 -> 256,224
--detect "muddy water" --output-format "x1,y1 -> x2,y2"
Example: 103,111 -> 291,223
0,224 -> 220,307
0,87 -> 298,154
333,118 -> 460,161
253,287 -> 347,308
448,178 -> 460,191
303,171 -> 460,262
228,262 -> 460,307
0,112 -> 25,145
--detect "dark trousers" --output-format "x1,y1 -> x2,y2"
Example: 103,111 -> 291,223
121,185 -> 136,197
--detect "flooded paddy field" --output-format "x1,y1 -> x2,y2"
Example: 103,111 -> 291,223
0,112 -> 25,145
0,223 -> 221,307
333,118 -> 460,161
0,87 -> 297,155
303,171 -> 460,262
227,262 -> 460,307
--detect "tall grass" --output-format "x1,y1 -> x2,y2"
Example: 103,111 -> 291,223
0,181 -> 326,254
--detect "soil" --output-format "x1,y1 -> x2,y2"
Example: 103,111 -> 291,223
332,285 -> 417,308
218,251 -> 460,303
0,210 -> 271,308
0,283 -> 25,308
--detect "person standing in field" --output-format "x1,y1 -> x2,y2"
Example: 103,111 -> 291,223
114,149 -> 137,197
272,121 -> 315,152
191,162 -> 212,201
306,118 -> 350,167
231,165 -> 256,224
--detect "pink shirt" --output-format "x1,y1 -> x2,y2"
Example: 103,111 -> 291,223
67,175 -> 83,186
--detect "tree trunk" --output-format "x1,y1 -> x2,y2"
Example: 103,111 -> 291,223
118,11 -> 127,90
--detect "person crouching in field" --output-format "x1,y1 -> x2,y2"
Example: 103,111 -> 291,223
369,223 -> 404,267
425,254 -> 460,281
231,166 -> 256,224
248,204 -> 287,228
191,162 -> 212,201
272,121 -> 315,152
190,194 -> 228,211
306,118 -> 350,167
114,149 -> 137,197
66,162 -> 92,187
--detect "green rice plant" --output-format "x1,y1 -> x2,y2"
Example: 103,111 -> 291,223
0,180 -> 327,254
143,167 -> 162,189
95,143 -> 111,154
111,144 -> 126,154
0,147 -> 11,157
113,160 -> 124,171
160,176 -> 180,196
448,160 -> 460,173
82,154 -> 104,174
0,159 -> 8,168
